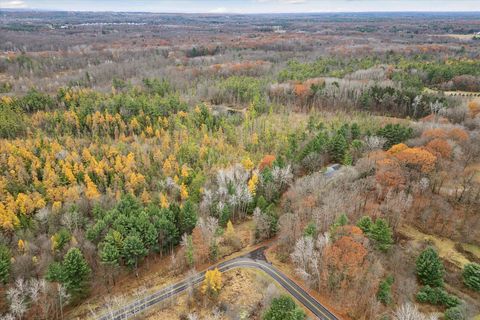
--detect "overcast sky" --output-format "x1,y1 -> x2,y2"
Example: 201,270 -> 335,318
1,0 -> 479,13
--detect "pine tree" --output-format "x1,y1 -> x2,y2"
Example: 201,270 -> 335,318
462,263 -> 480,292
100,242 -> 120,267
122,235 -> 147,276
336,214 -> 349,226
156,215 -> 180,251
61,248 -> 91,298
328,133 -> 347,163
303,222 -> 317,238
219,205 -> 231,227
351,123 -> 361,140
179,200 -> 198,235
0,244 -> 11,284
357,216 -> 373,234
370,218 -> 394,251
377,275 -> 394,305
182,234 -> 194,267
100,242 -> 120,286
342,151 -> 353,166
416,247 -> 445,287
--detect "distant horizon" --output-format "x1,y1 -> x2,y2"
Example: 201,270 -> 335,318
1,0 -> 479,14
2,8 -> 480,15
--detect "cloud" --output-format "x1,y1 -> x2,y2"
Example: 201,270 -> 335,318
0,0 -> 27,8
209,6 -> 228,13
256,0 -> 307,3
282,0 -> 307,3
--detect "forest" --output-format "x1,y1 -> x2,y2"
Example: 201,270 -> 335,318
0,10 -> 479,320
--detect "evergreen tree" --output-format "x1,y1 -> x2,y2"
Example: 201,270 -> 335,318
337,213 -> 349,226
416,247 -> 445,287
357,216 -> 373,234
377,276 -> 394,305
342,151 -> 353,166
303,222 -> 317,238
179,200 -> 198,235
135,212 -> 157,249
100,242 -> 120,286
156,215 -> 180,251
123,235 -> 147,275
350,123 -> 361,140
444,306 -> 466,320
377,124 -> 413,149
263,295 -> 306,320
370,218 -> 394,251
46,262 -> 63,282
0,244 -> 11,284
359,91 -> 372,110
256,195 -> 269,211
61,248 -> 91,298
462,263 -> 480,292
209,240 -> 219,262
219,205 -> 231,227
100,242 -> 120,267
184,234 -> 194,267
328,133 -> 348,163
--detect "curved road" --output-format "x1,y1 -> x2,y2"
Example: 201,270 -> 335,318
97,247 -> 338,320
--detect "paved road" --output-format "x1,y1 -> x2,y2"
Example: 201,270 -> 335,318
96,247 -> 338,320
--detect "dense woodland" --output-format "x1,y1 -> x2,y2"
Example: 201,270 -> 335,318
0,11 -> 479,320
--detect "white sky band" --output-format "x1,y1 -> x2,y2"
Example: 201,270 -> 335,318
1,0 -> 479,13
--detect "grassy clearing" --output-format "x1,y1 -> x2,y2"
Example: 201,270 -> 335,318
462,243 -> 480,260
399,225 -> 475,268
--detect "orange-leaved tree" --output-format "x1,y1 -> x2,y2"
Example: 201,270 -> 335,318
393,147 -> 437,173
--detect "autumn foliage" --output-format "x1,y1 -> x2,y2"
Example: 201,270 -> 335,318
426,139 -> 452,159
201,268 -> 222,298
259,154 -> 276,170
393,147 -> 437,173
468,100 -> 480,118
322,226 -> 369,290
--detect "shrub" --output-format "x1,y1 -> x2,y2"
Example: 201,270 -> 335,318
444,306 -> 466,320
0,244 -> 11,284
0,104 -> 25,138
416,285 -> 460,308
16,88 -> 54,112
303,222 -> 317,238
377,275 -> 394,305
462,262 -> 480,292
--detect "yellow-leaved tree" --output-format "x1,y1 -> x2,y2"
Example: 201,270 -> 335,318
18,239 -> 26,253
160,193 -> 169,208
241,157 -> 254,171
247,173 -> 259,196
180,183 -> 189,201
84,175 -> 100,200
201,268 -> 222,298
224,220 -> 235,239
